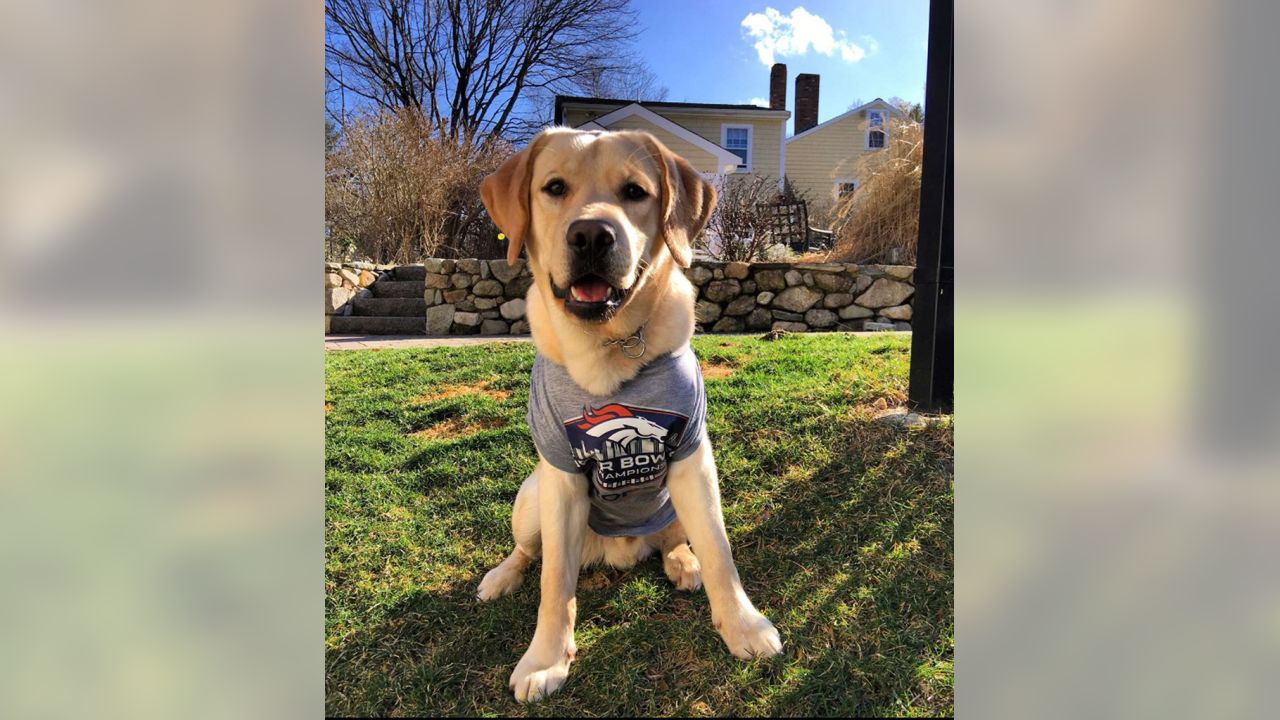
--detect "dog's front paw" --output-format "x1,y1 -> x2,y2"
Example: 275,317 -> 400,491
509,639 -> 575,703
477,564 -> 523,601
663,544 -> 702,591
714,605 -> 783,659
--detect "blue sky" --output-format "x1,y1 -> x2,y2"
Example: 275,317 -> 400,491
630,1 -> 930,136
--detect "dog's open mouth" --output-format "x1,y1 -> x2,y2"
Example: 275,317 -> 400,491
551,274 -> 630,321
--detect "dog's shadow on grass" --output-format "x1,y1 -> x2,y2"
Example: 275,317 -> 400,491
732,412 -> 953,716
327,413 -> 952,717
326,564 -> 724,716
730,410 -> 952,715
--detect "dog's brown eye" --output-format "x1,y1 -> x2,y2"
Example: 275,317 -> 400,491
622,183 -> 648,201
543,179 -> 567,197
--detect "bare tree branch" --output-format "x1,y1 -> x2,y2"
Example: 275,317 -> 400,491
572,62 -> 669,101
326,0 -> 642,139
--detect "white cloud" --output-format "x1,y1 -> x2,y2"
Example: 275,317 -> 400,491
745,97 -> 769,107
741,7 -> 876,67
839,44 -> 866,63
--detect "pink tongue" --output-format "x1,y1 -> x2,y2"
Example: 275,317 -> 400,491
572,277 -> 610,302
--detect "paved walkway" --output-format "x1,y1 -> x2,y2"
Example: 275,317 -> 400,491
325,330 -> 909,351
325,334 -> 533,350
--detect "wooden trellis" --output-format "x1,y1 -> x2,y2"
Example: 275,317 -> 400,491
756,199 -> 832,253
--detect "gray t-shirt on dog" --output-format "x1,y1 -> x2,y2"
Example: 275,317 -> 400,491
527,346 -> 707,537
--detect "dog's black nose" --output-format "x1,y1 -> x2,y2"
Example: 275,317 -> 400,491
566,219 -> 616,258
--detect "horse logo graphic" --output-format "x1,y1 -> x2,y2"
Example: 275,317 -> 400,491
566,403 -> 689,494
582,414 -> 667,445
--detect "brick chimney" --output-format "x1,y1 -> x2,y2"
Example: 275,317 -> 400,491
795,73 -> 820,133
769,63 -> 787,110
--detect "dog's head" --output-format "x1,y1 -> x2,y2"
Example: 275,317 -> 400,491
481,128 -> 715,322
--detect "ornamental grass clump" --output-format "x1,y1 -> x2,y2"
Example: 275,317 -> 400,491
827,119 -> 924,265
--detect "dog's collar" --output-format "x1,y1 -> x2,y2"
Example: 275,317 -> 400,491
581,255 -> 654,358
602,324 -> 646,359
600,254 -> 657,359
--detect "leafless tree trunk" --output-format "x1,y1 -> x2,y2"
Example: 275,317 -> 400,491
326,0 -> 639,140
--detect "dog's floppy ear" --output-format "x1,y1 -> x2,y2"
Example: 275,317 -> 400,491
481,134 -> 547,264
647,137 -> 716,268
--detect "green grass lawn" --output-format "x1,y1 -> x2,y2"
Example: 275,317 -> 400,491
326,333 -> 953,717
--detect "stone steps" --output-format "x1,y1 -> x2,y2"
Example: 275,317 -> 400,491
391,265 -> 426,281
370,280 -> 425,298
330,315 -> 423,335
330,267 -> 429,334
351,297 -> 426,317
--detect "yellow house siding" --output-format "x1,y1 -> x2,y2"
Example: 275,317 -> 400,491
786,109 -> 894,206
592,114 -> 721,172
559,103 -> 785,179
659,114 -> 785,180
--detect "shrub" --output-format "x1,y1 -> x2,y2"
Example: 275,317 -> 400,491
699,174 -> 787,262
325,109 -> 512,263
828,119 -> 924,265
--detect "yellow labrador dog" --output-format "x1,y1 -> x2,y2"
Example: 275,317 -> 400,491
476,127 -> 782,703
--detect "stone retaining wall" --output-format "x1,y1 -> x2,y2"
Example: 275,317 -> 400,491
323,261 -> 395,332
417,259 -> 915,336
324,262 -> 393,309
422,258 -> 534,335
684,261 -> 914,333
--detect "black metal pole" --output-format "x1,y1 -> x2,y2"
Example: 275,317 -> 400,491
908,0 -> 954,412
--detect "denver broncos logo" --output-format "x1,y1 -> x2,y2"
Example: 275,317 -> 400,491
574,403 -> 637,429
575,404 -> 668,446
566,404 -> 689,493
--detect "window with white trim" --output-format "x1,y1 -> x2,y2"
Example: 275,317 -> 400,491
834,178 -> 858,200
866,109 -> 888,150
721,124 -> 752,171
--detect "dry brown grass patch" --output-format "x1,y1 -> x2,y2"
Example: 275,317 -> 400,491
411,416 -> 506,440
579,571 -> 611,591
700,355 -> 751,381
850,395 -> 905,418
411,381 -> 510,404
